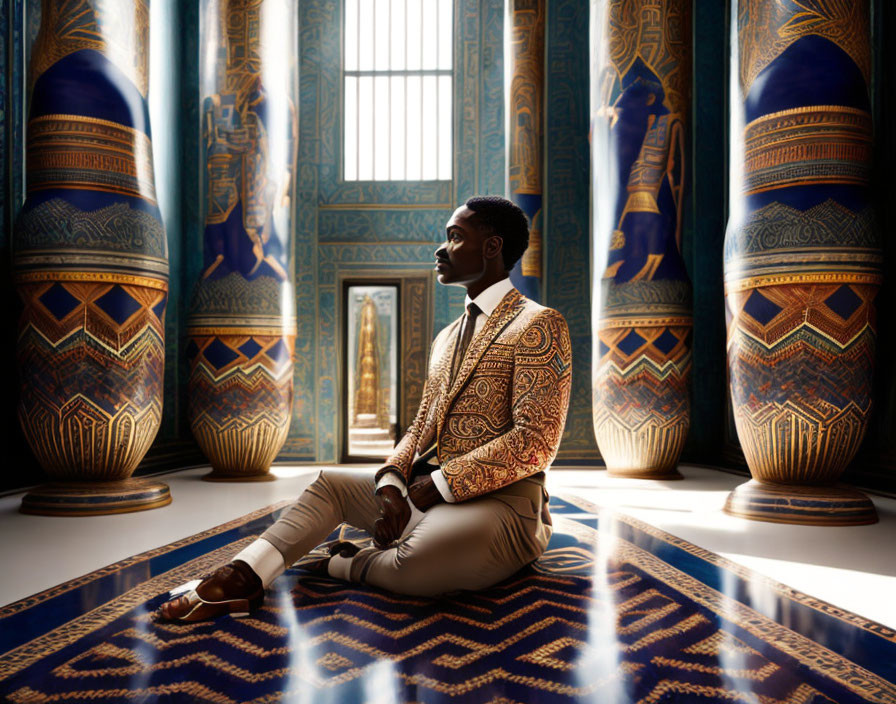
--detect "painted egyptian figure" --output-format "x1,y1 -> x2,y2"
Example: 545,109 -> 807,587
590,0 -> 692,479
187,0 -> 298,481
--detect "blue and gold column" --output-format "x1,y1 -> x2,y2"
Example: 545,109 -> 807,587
724,0 -> 879,524
590,0 -> 692,479
506,0 -> 544,301
188,0 -> 298,481
13,0 -> 170,515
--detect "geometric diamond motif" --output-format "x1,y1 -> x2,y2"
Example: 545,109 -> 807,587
94,285 -> 142,325
202,338 -> 240,370
265,338 -> 290,365
38,283 -> 81,320
152,297 -> 167,321
823,285 -> 862,320
238,338 -> 263,360
742,289 -> 782,326
652,329 -> 679,355
616,330 -> 647,356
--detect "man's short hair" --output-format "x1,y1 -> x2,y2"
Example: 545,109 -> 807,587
465,195 -> 529,271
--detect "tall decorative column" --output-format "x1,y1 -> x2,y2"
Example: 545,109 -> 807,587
506,0 -> 544,302
188,0 -> 298,481
13,0 -> 170,515
589,0 -> 692,479
724,1 -> 879,524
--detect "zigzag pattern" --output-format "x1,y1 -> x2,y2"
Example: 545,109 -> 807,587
727,282 -> 877,348
17,314 -> 164,480
599,352 -> 691,381
729,326 -> 875,409
728,297 -> 875,482
2,518 -> 874,704
593,318 -> 691,473
18,280 -> 166,351
594,348 -> 690,474
187,332 -> 294,473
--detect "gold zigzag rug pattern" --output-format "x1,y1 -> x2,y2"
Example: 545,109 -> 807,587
0,496 -> 894,703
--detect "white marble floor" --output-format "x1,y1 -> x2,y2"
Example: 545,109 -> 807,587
2,464 -> 894,628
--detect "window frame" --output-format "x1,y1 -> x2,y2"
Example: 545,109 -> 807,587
339,0 -> 456,188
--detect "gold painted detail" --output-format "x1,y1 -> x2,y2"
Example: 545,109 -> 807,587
27,114 -> 156,203
17,279 -> 166,481
187,325 -> 298,337
507,0 -> 545,196
30,0 -> 150,96
737,0 -> 870,94
595,0 -> 691,273
200,0 -> 297,284
521,227 -> 542,278
602,0 -> 691,117
15,271 -> 168,290
599,316 -> 692,329
354,296 -> 384,422
743,106 -> 872,195
188,331 -> 295,475
725,271 -> 882,293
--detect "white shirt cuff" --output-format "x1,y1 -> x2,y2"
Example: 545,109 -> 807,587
376,471 -> 408,497
232,538 -> 286,588
430,469 -> 456,503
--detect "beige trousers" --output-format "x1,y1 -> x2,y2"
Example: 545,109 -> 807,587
261,467 -> 552,596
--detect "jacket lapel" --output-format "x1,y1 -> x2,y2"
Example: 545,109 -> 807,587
435,289 -> 526,442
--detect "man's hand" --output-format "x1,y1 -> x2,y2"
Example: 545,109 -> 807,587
408,476 -> 445,512
373,485 -> 411,548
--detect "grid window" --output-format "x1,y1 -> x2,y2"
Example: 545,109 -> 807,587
344,0 -> 453,181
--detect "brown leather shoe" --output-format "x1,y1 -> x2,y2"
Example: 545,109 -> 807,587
155,560 -> 264,623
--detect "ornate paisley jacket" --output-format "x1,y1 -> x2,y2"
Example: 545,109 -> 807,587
376,289 -> 572,502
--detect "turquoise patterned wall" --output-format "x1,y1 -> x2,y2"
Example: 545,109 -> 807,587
280,0 -> 505,463
544,0 -> 599,461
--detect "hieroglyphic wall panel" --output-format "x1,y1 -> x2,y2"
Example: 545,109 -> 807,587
544,0 -> 598,460
12,0 -> 168,483
724,1 -> 880,491
590,0 -> 692,477
188,0 -> 298,478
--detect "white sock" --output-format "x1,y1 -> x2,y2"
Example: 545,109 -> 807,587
232,538 -> 287,588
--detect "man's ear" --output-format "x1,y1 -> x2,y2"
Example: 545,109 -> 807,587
483,235 -> 503,260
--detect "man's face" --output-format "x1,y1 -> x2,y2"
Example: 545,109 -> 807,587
434,205 -> 493,286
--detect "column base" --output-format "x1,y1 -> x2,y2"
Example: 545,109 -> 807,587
202,470 -> 277,482
20,479 -> 171,516
724,479 -> 878,526
606,466 -> 684,480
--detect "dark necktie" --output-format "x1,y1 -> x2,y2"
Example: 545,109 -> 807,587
450,302 -> 481,384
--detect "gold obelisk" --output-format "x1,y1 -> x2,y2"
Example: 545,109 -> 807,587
354,296 -> 382,424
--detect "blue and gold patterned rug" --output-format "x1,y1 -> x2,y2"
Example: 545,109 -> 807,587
1,496 -> 894,703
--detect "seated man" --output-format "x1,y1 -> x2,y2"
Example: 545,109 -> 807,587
158,195 -> 573,621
